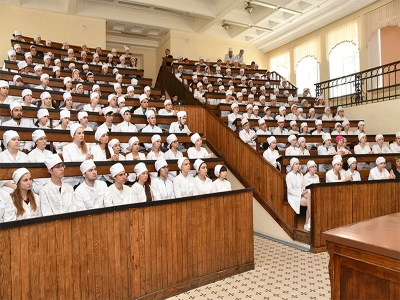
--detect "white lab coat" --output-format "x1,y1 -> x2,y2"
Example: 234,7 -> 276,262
368,167 -> 390,180
3,193 -> 42,221
39,181 -> 76,216
286,171 -> 303,214
213,178 -> 232,192
173,173 -> 196,198
74,180 -> 112,210
187,147 -> 209,159
263,148 -> 281,169
193,176 -> 216,196
325,169 -> 347,183
108,184 -> 133,206
131,183 -> 148,203
0,190 -> 16,222
150,177 -> 175,201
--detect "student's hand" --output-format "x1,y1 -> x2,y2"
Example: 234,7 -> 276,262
186,130 -> 192,136
345,176 -> 353,182
86,153 -> 94,160
98,110 -> 103,115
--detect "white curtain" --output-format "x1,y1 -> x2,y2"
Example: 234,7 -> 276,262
364,0 -> 400,46
293,36 -> 321,67
270,52 -> 290,72
326,19 -> 358,57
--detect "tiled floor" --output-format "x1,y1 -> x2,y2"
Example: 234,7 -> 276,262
168,234 -> 331,300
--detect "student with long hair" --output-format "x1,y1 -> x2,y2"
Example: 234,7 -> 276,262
131,162 -> 152,202
326,156 -> 352,183
7,168 -> 41,220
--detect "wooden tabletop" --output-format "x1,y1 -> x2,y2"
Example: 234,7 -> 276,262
323,213 -> 400,260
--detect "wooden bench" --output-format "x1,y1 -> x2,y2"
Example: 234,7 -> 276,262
7,85 -> 164,108
223,118 -> 361,133
0,104 -> 177,125
3,61 -> 151,86
206,92 -> 315,105
217,103 -> 332,115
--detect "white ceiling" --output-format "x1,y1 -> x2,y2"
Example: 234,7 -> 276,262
7,0 -> 378,52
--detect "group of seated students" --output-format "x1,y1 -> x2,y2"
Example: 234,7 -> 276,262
285,154 -> 399,231
9,30 -> 141,70
0,152 -> 232,223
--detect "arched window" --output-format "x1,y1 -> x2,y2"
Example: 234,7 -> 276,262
295,56 -> 319,97
329,42 -> 360,97
270,52 -> 290,82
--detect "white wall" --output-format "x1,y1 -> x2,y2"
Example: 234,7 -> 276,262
0,4 -> 106,63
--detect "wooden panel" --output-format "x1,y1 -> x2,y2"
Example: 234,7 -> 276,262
204,107 -> 296,235
311,182 -> 400,252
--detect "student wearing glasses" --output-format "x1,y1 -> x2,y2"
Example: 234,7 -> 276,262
40,154 -> 76,216
151,159 -> 175,201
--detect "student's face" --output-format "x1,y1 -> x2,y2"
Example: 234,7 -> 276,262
141,99 -> 148,109
87,75 -> 95,82
290,138 -> 297,146
43,97 -> 52,107
219,170 -> 227,180
62,117 -> 70,126
132,141 -> 140,152
198,163 -> 208,177
26,57 -> 32,65
148,115 -> 157,126
23,94 -> 32,103
396,136 -> 400,145
195,138 -> 202,147
138,171 -> 148,183
105,113 -> 114,123
179,116 -> 187,125
395,159 -> 400,168
123,111 -> 131,122
278,122 -> 284,129
360,136 -> 367,143
270,140 -> 276,150
80,116 -> 88,126
39,115 -> 49,126
181,159 -> 191,173
8,136 -> 20,150
333,162 -> 342,172
77,85 -> 84,93
337,138 -> 344,146
260,123 -> 267,130
243,123 -> 250,132
31,48 -> 37,56
308,164 -> 316,175
292,161 -> 300,172
35,135 -> 47,150
84,167 -> 98,181
114,171 -> 127,185
11,107 -> 23,120
159,165 -> 169,178
324,139 -> 332,146
377,161 -> 386,171
300,139 -> 306,148
18,173 -> 33,192
112,143 -> 121,154
99,132 -> 109,144
377,137 -> 384,145
350,161 -> 357,170
153,140 -> 161,150
74,128 -> 85,143
50,163 -> 65,179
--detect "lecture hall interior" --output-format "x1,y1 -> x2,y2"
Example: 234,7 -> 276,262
0,0 -> 399,299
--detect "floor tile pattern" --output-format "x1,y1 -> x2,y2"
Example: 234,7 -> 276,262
168,235 -> 330,300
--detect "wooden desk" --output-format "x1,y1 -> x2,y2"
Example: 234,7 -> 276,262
323,213 -> 400,300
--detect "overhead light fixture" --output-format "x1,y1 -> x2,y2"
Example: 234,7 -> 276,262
245,2 -> 254,13
250,25 -> 272,32
222,23 -> 230,30
278,7 -> 303,15
250,0 -> 277,10
222,20 -> 249,28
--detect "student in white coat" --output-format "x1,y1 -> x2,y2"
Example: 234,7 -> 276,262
354,133 -> 373,170
302,160 -> 320,189
368,157 -> 396,180
0,130 -> 29,193
285,134 -> 300,173
142,110 -> 163,151
53,110 -> 71,153
263,136 -> 281,170
63,123 -> 94,162
239,118 -> 257,149
116,107 -> 138,153
74,160 -> 112,210
390,132 -> 400,153
372,134 -> 392,154
187,133 -> 214,159
108,163 -> 133,205
193,159 -> 216,196
317,133 -> 338,172
326,156 -> 353,183
173,157 -> 195,198
40,154 -> 76,216
213,165 -> 232,192
27,130 -> 53,193
0,189 -> 13,223
285,157 -> 312,231
151,159 -> 175,201
131,162 -> 152,203
344,157 -> 361,181
5,168 -> 41,221
125,137 -> 146,160
227,103 -> 242,132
